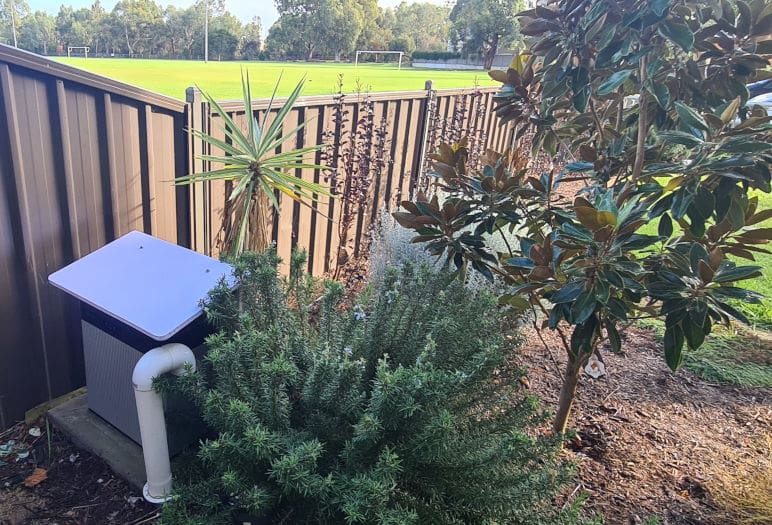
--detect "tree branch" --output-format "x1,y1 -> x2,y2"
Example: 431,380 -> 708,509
632,55 -> 648,181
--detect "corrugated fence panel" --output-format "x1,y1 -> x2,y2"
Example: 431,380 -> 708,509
0,44 -> 188,427
1,42 -> 515,427
188,86 -> 516,276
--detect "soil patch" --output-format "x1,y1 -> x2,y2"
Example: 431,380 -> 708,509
0,422 -> 158,525
518,324 -> 771,524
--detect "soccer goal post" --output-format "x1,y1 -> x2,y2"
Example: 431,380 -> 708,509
67,46 -> 90,58
355,50 -> 404,69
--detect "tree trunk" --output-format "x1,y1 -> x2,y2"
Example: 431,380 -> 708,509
483,34 -> 499,70
552,352 -> 586,435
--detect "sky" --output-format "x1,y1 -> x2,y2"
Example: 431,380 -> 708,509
28,1 -> 451,29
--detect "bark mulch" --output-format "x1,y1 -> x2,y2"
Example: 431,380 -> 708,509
0,422 -> 158,525
519,324 -> 771,524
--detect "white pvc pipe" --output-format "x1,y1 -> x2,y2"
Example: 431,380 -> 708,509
132,343 -> 196,504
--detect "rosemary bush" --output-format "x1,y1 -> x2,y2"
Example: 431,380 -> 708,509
159,249 -> 578,524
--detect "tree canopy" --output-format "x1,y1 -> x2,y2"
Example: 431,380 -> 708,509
450,0 -> 525,68
1,1 -> 471,62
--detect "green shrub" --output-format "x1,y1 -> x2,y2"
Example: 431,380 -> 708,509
159,249 -> 579,524
412,51 -> 463,61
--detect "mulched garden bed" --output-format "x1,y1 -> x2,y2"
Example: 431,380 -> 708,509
0,422 -> 158,525
520,324 -> 771,524
2,259 -> 769,524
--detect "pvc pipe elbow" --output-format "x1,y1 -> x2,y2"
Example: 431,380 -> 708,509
132,342 -> 196,503
132,343 -> 196,392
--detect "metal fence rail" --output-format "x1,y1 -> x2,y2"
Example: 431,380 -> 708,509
0,43 -> 514,428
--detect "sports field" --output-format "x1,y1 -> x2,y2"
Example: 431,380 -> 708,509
55,58 -> 497,100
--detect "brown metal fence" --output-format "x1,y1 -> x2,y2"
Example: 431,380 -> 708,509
0,45 -> 189,428
186,85 -> 515,274
0,43 -> 514,428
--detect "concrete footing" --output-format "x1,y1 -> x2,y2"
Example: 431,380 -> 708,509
47,392 -> 146,491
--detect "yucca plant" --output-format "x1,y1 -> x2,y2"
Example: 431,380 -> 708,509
177,72 -> 332,255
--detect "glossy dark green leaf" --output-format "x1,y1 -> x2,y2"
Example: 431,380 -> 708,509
688,299 -> 708,328
689,243 -> 709,274
651,0 -> 670,17
606,297 -> 628,320
620,234 -> 659,250
661,299 -> 688,315
548,304 -> 563,329
597,70 -> 633,96
573,86 -> 590,112
658,213 -> 673,238
674,102 -> 708,132
718,140 -> 772,154
551,281 -> 585,304
594,276 -> 611,304
572,67 -> 590,94
565,162 -> 595,171
561,222 -> 595,243
710,286 -> 763,303
716,301 -> 750,324
727,195 -> 746,229
693,187 -> 714,220
570,316 -> 598,356
571,291 -> 597,324
664,324 -> 685,371
671,189 -> 694,220
657,130 -> 703,148
683,319 -> 706,350
504,257 -> 536,270
713,264 -> 762,283
651,81 -> 671,109
658,21 -> 694,52
605,320 -> 622,353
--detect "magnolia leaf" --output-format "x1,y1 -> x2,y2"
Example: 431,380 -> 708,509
604,321 -> 621,353
651,0 -> 671,17
697,260 -> 714,282
658,131 -> 703,148
720,97 -> 741,124
651,81 -> 671,109
658,213 -> 673,238
683,319 -> 706,350
674,102 -> 708,132
575,206 -> 602,231
489,69 -> 509,83
573,87 -> 590,112
664,325 -> 685,371
551,282 -> 586,304
713,264 -> 762,283
571,292 -> 597,325
597,70 -> 633,96
659,21 -> 694,52
597,210 -> 617,227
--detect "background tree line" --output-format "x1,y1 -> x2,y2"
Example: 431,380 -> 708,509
0,0 -> 523,63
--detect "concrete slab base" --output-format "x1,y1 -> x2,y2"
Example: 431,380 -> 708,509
47,392 -> 146,492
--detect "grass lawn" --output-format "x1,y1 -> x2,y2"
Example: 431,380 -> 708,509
54,58 -> 497,100
638,190 -> 772,328
733,190 -> 772,328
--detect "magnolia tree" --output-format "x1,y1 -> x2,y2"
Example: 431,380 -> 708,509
395,0 -> 772,434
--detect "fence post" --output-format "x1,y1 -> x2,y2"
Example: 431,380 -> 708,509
411,80 -> 436,198
185,86 -> 209,255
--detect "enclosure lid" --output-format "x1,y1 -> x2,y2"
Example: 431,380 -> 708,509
49,231 -> 233,341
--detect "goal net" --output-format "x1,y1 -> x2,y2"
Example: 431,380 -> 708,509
355,50 -> 404,69
67,46 -> 90,58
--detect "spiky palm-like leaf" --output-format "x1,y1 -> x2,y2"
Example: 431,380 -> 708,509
177,72 -> 332,255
